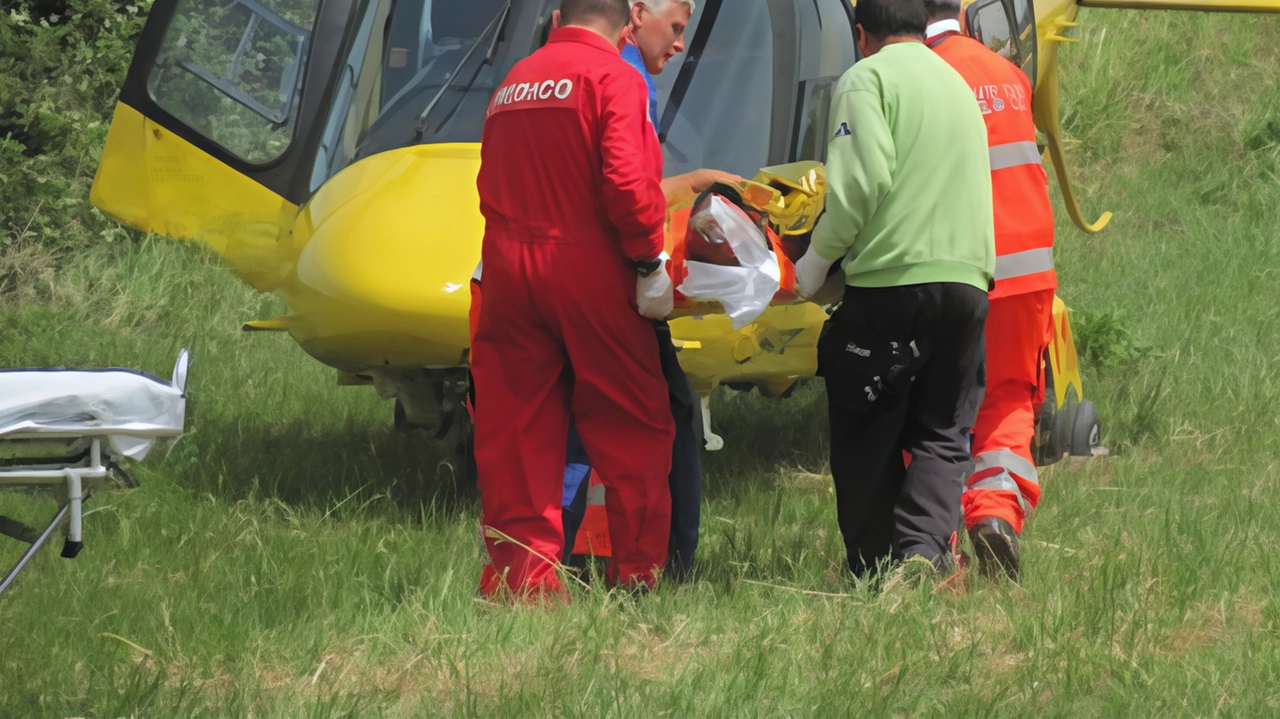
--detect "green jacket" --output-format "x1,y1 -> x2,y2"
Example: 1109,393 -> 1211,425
811,41 -> 995,291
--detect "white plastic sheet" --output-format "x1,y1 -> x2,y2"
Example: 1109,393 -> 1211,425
679,196 -> 781,329
0,354 -> 187,460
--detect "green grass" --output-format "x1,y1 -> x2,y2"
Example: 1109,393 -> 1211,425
3,11 -> 1280,717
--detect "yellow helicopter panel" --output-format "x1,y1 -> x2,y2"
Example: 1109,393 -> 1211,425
285,143 -> 482,372
91,103 -> 297,292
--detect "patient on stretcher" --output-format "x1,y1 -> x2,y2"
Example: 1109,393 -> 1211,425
665,161 -> 827,328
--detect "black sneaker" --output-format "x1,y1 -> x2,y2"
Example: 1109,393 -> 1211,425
969,516 -> 1020,582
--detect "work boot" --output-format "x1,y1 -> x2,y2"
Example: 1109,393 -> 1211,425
969,516 -> 1020,582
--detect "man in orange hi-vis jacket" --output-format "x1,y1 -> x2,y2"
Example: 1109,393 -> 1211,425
925,0 -> 1056,581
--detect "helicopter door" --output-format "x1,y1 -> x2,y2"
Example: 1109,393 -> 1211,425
91,0 -> 359,290
1009,0 -> 1037,86
966,0 -> 1036,86
791,0 -> 858,163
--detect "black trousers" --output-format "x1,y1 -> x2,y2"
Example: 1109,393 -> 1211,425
820,283 -> 987,577
563,320 -> 703,577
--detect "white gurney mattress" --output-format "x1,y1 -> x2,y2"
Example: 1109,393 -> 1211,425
0,358 -> 187,461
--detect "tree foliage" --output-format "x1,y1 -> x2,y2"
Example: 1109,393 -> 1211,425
0,0 -> 148,253
147,0 -> 317,162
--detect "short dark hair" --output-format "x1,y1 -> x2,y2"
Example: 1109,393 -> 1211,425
560,0 -> 631,29
921,0 -> 961,20
856,0 -> 929,39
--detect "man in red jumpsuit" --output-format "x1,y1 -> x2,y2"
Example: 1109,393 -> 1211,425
472,0 -> 675,598
925,1 -> 1057,581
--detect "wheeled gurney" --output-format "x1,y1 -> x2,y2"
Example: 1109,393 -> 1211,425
0,350 -> 189,597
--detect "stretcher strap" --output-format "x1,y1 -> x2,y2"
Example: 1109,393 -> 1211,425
767,225 -> 797,296
667,205 -> 692,304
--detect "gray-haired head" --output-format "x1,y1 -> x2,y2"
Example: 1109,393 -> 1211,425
629,0 -> 697,13
922,0 -> 962,21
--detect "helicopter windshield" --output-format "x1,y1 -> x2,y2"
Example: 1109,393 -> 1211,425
654,0 -> 773,178
309,0 -> 520,186
310,0 -> 777,190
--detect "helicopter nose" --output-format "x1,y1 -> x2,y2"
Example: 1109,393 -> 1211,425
292,144 -> 484,367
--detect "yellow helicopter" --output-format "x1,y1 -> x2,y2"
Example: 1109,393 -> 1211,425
90,0 -> 1277,462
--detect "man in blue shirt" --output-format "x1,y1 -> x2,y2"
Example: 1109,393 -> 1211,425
623,0 -> 739,205
622,0 -> 685,125
620,43 -> 659,128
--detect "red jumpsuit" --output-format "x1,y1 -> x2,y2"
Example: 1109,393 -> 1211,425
930,30 -> 1056,534
472,27 -> 674,596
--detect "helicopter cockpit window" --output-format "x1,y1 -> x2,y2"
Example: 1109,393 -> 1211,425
309,0 -> 519,188
654,0 -> 774,178
379,0 -> 509,112
311,0 -> 779,189
308,0 -> 390,190
148,0 -> 320,163
793,80 -> 836,163
969,0 -> 1019,64
1011,0 -> 1037,86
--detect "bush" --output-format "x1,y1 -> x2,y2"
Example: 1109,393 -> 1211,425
1073,307 -> 1152,370
0,0 -> 148,268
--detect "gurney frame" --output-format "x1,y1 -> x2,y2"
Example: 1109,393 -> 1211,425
0,349 -> 186,598
0,437 -> 119,596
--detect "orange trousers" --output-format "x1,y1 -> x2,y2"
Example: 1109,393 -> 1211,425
963,289 -> 1054,534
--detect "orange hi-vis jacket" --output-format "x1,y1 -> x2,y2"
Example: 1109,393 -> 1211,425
929,30 -> 1056,300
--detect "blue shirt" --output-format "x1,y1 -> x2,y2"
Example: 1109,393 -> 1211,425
621,44 -> 660,132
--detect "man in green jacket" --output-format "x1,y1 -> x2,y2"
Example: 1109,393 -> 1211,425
794,0 -> 996,580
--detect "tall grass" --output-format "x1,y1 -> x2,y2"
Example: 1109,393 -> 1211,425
2,11 -> 1280,717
